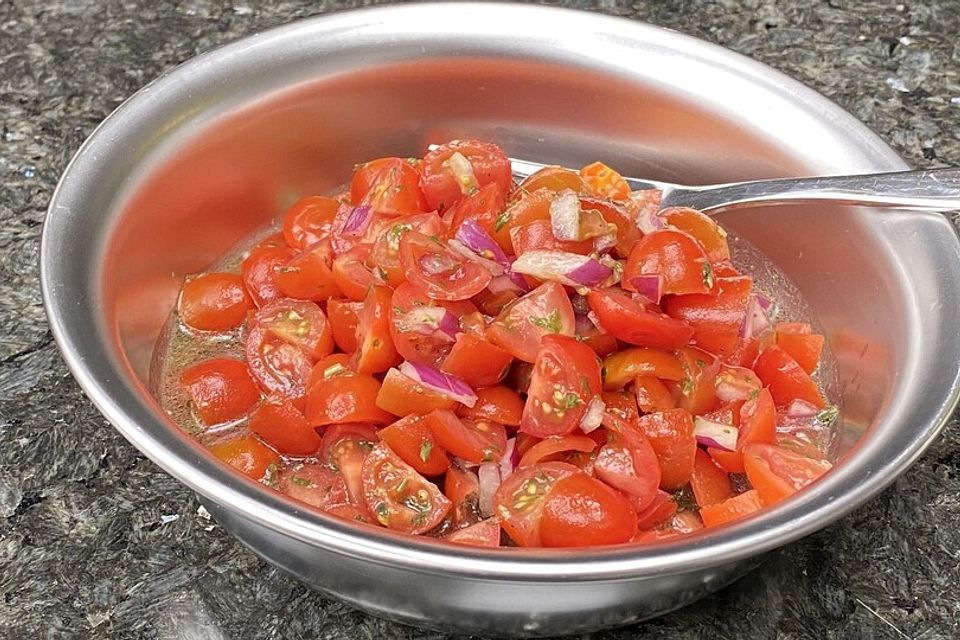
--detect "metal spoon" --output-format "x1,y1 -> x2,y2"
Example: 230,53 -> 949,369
506,156 -> 960,214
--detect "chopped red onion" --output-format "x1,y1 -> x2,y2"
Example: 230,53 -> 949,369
694,416 -> 739,451
448,239 -> 505,276
740,293 -> 773,339
455,219 -> 511,267
512,250 -> 612,288
419,251 -> 459,276
593,231 -> 617,254
630,274 -> 663,304
487,273 -> 526,295
634,204 -> 666,234
396,306 -> 459,341
506,269 -> 532,292
550,190 -> 582,241
399,361 -> 478,407
340,204 -> 373,236
579,396 -> 606,434
785,399 -> 820,418
477,463 -> 501,518
499,438 -> 518,480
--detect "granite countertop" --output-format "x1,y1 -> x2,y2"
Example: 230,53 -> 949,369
1,1 -> 959,638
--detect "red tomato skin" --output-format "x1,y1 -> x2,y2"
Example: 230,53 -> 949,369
520,334 -> 602,438
274,244 -> 341,302
634,375 -> 677,414
375,368 -> 458,417
442,518 -> 502,547
421,139 -> 513,213
753,345 -> 826,408
539,472 -> 638,547
635,409 -> 697,490
361,442 -> 452,534
699,489 -> 763,527
602,348 -> 684,390
518,435 -> 597,467
282,195 -> 340,250
278,464 -> 350,511
660,207 -> 731,262
447,181 -> 507,233
241,246 -> 296,308
623,229 -> 712,296
208,436 -> 280,481
248,396 -> 323,456
351,157 -> 428,216
742,443 -> 832,506
633,490 -> 678,531
775,322 -> 824,374
180,358 -> 260,426
441,333 -> 513,389
663,276 -> 752,356
425,409 -> 507,464
593,433 -> 661,510
690,449 -> 733,508
305,374 -> 393,427
492,462 -> 580,547
353,285 -> 402,375
487,282 -> 577,363
379,414 -> 451,476
457,385 -> 524,427
586,289 -> 694,350
327,299 -> 362,353
399,232 -> 492,302
179,273 -> 252,332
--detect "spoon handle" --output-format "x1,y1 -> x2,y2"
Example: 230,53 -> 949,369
663,168 -> 960,213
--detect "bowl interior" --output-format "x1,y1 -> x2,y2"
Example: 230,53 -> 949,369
43,4 -> 960,575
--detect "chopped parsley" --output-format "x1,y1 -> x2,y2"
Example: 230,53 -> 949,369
290,475 -> 312,487
530,309 -> 563,334
323,363 -> 348,379
419,439 -> 433,462
701,261 -> 714,289
681,376 -> 694,396
494,209 -> 511,232
815,404 -> 840,425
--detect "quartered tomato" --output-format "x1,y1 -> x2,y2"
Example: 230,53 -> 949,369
690,449 -> 733,508
490,188 -> 554,251
278,464 -> 350,511
594,420 -> 661,510
321,423 -> 379,509
371,212 -> 446,287
664,276 -> 752,356
351,157 -> 428,216
353,285 -> 401,375
520,335 -> 602,437
602,347 -> 684,390
442,517 -> 501,547
282,195 -> 341,251
425,409 -> 508,464
601,390 -> 640,423
305,373 -> 393,427
486,282 -> 576,362
420,139 -> 513,213
518,435 -> 597,467
376,367 -> 458,417
623,229 -> 712,296
775,322 -> 824,374
332,245 -> 380,302
587,289 -> 694,350
447,182 -> 507,234
578,196 -> 641,258
441,332 -> 513,389
362,442 -> 451,534
660,207 -> 730,262
457,385 -> 524,427
753,345 -> 825,408
492,461 -> 580,547
709,387 -> 777,474
634,490 -> 678,531
209,435 -> 280,482
248,395 -> 322,456
179,272 -> 252,332
539,471 -> 638,547
509,219 -> 594,256
444,465 -> 482,528
327,298 -> 362,353
635,408 -> 697,490
676,346 -> 721,416
274,243 -> 341,302
241,245 -> 296,308
399,232 -> 492,302
699,489 -> 763,527
519,166 -> 590,194
742,443 -> 832,506
634,375 -> 677,414
180,358 -> 260,426
379,413 -> 450,476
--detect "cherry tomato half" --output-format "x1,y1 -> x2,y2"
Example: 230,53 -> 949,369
179,272 -> 252,332
520,335 -> 602,437
362,442 -> 451,534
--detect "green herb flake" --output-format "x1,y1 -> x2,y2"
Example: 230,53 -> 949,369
494,209 -> 512,232
681,376 -> 694,396
290,475 -> 312,487
701,261 -> 714,289
376,266 -> 388,282
374,502 -> 390,525
580,374 -> 592,396
323,363 -> 348,379
419,439 -> 433,462
530,309 -> 563,334
815,404 -> 840,425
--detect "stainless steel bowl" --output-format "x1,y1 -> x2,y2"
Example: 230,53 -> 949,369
40,4 -> 960,636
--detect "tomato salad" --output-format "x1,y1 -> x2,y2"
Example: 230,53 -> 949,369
164,139 -> 837,548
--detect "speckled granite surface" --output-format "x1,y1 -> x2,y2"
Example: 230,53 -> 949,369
1,1 -> 959,638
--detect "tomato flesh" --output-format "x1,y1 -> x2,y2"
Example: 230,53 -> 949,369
179,272 -> 252,332
362,443 -> 451,534
520,335 -> 602,437
180,358 -> 260,426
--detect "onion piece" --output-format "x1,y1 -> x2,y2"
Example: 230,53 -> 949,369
579,396 -> 606,434
396,306 -> 459,341
630,274 -> 663,304
740,293 -> 773,339
340,204 -> 373,236
446,151 -> 480,195
550,190 -> 581,241
398,361 -> 478,407
454,219 -> 512,267
487,273 -> 526,296
448,239 -> 505,276
477,463 -> 501,518
785,399 -> 820,419
634,203 -> 666,234
512,250 -> 613,288
693,416 -> 739,451
499,438 -> 519,480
